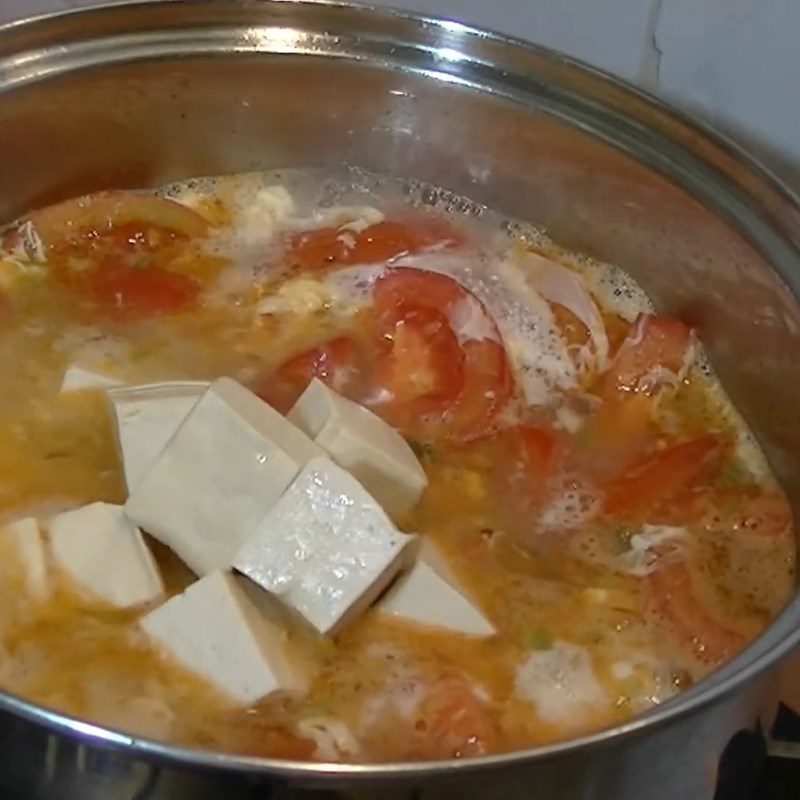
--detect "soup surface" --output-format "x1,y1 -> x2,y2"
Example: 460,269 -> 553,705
0,169 -> 794,763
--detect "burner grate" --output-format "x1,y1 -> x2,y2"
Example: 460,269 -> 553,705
715,705 -> 800,800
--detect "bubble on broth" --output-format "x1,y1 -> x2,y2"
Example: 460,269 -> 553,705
539,477 -> 603,532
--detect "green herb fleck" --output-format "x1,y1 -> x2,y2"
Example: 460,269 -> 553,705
130,341 -> 162,361
607,525 -> 633,555
526,628 -> 553,650
406,438 -> 436,461
718,458 -> 747,486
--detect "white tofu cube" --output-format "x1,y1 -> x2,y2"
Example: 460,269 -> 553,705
378,541 -> 494,637
234,457 -> 417,635
0,517 -> 49,601
48,502 -> 163,608
107,381 -> 209,491
125,378 -> 323,576
140,570 -> 307,705
288,379 -> 427,517
60,364 -> 122,393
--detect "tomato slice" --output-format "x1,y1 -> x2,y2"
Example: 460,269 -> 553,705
577,393 -> 655,474
259,336 -> 363,414
519,425 -> 559,479
720,488 -> 793,539
376,304 -> 464,414
413,674 -> 498,759
603,434 -> 727,517
470,424 -> 563,528
663,485 -> 793,540
646,557 -> 746,666
262,267 -> 511,439
599,313 -> 692,397
373,266 -> 465,319
286,218 -> 463,271
31,191 -> 208,249
443,339 -> 512,439
85,264 -> 200,317
372,267 -> 511,439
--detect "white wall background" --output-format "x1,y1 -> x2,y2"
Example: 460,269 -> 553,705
3,0 -> 800,186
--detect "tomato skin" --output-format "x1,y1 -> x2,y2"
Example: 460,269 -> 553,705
662,485 -> 793,540
287,218 -> 463,271
286,227 -> 351,272
372,267 -> 511,440
375,304 -> 464,416
646,557 -> 746,666
577,393 -> 655,474
259,336 -> 362,414
599,313 -> 692,397
721,488 -> 793,540
603,434 -> 726,517
264,266 -> 511,440
519,425 -> 559,479
443,338 -> 512,440
85,265 -> 200,317
413,675 -> 498,759
32,191 -> 208,249
373,267 -> 465,323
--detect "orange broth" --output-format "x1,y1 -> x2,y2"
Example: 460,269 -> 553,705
0,170 -> 792,762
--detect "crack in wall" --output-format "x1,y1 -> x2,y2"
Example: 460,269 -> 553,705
639,0 -> 665,89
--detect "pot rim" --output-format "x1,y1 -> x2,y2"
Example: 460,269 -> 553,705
1,0 -> 799,780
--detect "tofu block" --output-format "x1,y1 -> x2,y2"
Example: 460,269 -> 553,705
48,502 -> 163,608
378,541 -> 494,637
60,364 -> 122,393
141,570 -> 306,705
107,381 -> 209,491
0,517 -> 49,601
288,379 -> 427,517
234,456 -> 417,635
125,378 -> 324,576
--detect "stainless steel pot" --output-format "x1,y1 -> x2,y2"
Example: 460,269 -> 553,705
1,2 -> 800,798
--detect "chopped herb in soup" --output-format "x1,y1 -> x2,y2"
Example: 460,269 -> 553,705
0,169 -> 792,762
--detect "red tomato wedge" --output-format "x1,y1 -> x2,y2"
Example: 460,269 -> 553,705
718,488 -> 793,540
603,434 -> 727,517
264,268 -> 511,438
373,265 -> 465,320
470,424 -> 562,519
259,336 -> 363,414
519,425 -> 559,480
377,305 -> 464,412
286,218 -> 463,271
440,339 -> 511,439
29,191 -> 210,318
577,393 -> 656,473
599,313 -> 692,397
372,267 -> 511,439
413,675 -> 498,759
646,557 -> 746,666
517,424 -> 561,504
663,485 -> 793,540
85,264 -> 200,317
31,191 -> 208,249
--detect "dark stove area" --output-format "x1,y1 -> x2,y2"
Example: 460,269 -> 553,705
717,705 -> 800,800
